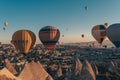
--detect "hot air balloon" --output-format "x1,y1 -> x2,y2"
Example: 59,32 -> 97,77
38,26 -> 60,50
104,23 -> 108,27
81,34 -> 84,38
3,22 -> 8,30
3,27 -> 5,30
91,24 -> 107,46
11,30 -> 36,54
84,6 -> 88,10
106,23 -> 120,48
26,30 -> 36,49
62,35 -> 64,37
4,22 -> 8,27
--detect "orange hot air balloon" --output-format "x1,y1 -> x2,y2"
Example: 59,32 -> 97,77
26,30 -> 36,49
12,30 -> 36,54
38,26 -> 60,50
91,24 -> 108,46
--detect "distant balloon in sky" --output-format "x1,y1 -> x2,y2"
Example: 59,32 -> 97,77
38,26 -> 60,50
104,23 -> 108,27
12,30 -> 36,54
3,27 -> 5,30
4,22 -> 8,27
84,6 -> 88,10
91,24 -> 108,46
81,34 -> 84,38
106,23 -> 120,48
3,22 -> 8,30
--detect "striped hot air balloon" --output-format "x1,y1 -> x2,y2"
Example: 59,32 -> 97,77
106,23 -> 120,48
38,26 -> 60,50
12,30 -> 36,54
26,30 -> 36,49
91,24 -> 108,46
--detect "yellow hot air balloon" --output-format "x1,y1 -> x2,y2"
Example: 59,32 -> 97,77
91,24 -> 108,46
26,30 -> 36,49
12,30 -> 36,54
4,22 -> 8,27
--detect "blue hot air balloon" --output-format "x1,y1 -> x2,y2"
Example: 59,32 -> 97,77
106,23 -> 120,48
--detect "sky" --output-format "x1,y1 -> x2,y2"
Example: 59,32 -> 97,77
0,0 -> 120,44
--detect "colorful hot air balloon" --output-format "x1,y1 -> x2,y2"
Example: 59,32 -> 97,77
38,26 -> 60,50
91,24 -> 107,46
4,22 -> 8,27
106,23 -> 120,48
11,30 -> 36,54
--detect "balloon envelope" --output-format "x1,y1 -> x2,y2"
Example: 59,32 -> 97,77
81,34 -> 84,38
38,26 -> 60,50
3,27 -> 5,30
12,30 -> 36,54
91,25 -> 107,45
106,23 -> 120,48
4,22 -> 8,27
26,30 -> 36,49
84,6 -> 88,10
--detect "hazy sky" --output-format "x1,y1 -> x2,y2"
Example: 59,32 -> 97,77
0,0 -> 120,43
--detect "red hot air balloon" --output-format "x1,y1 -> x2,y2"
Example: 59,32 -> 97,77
38,26 -> 60,50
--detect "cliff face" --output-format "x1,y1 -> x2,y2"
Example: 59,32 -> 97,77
18,61 -> 53,80
5,59 -> 17,75
75,58 -> 82,76
79,60 -> 96,80
0,68 -> 21,80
